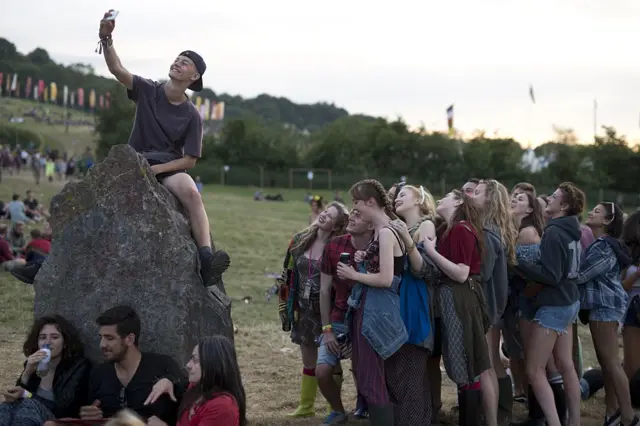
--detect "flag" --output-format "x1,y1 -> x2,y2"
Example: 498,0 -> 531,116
70,91 -> 75,107
37,80 -> 45,101
77,88 -> 85,107
89,89 -> 96,109
10,73 -> 18,92
5,73 -> 11,92
44,87 -> 49,102
33,86 -> 38,101
63,85 -> 69,106
446,104 -> 454,137
99,95 -> 104,109
203,98 -> 211,120
212,101 -> 225,120
105,92 -> 111,109
50,82 -> 58,103
25,77 -> 32,99
195,96 -> 202,108
529,84 -> 535,104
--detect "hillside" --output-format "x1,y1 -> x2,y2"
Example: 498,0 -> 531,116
0,37 -> 350,131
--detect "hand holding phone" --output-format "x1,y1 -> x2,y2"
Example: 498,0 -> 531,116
104,10 -> 119,21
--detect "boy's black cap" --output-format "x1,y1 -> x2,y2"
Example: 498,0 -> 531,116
179,50 -> 206,92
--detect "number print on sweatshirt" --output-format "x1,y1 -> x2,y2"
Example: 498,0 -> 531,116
567,240 -> 581,280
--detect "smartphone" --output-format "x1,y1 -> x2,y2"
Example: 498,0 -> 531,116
104,10 -> 119,21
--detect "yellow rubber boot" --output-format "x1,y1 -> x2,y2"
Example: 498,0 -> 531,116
288,373 -> 318,417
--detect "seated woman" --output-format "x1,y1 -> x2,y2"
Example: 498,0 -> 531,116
146,335 -> 247,426
0,314 -> 92,425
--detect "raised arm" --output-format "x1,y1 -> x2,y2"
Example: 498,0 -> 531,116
99,12 -> 134,90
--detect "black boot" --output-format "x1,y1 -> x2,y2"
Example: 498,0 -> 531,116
368,404 -> 394,426
550,382 -> 567,426
459,388 -> 483,426
510,385 -> 544,426
10,261 -> 43,284
498,376 -> 514,425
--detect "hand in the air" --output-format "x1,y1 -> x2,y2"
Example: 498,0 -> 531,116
99,10 -> 116,39
144,378 -> 176,405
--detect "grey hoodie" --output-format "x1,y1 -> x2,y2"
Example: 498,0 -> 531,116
516,215 -> 582,307
481,226 -> 509,325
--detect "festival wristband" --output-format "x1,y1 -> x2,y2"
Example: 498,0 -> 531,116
322,324 -> 332,332
22,390 -> 32,398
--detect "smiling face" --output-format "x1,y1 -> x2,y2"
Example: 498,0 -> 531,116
99,325 -> 134,363
346,209 -> 372,235
394,188 -> 418,216
186,345 -> 202,383
586,204 -> 611,229
511,192 -> 533,218
462,181 -> 477,196
545,188 -> 565,218
317,206 -> 340,232
39,324 -> 64,359
168,55 -> 199,85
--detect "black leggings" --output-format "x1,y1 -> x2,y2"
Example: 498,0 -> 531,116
582,368 -> 640,408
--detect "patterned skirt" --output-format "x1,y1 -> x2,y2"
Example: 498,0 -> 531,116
438,285 -> 473,385
385,343 -> 432,424
291,297 -> 322,346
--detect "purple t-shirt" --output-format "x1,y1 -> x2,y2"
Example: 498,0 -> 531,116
579,224 -> 595,254
127,75 -> 203,163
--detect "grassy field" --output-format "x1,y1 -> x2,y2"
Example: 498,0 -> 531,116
0,174 -> 613,425
0,98 -> 95,154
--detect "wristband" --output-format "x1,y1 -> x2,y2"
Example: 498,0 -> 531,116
22,390 -> 32,399
322,324 -> 332,332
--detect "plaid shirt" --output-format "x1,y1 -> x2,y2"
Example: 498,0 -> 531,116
321,234 -> 357,323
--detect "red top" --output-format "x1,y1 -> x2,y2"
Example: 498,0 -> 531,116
437,221 -> 481,275
0,237 -> 13,263
321,234 -> 356,323
177,393 -> 240,426
26,238 -> 51,254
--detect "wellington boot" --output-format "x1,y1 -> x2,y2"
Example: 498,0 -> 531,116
288,374 -> 318,417
550,383 -> 567,426
459,388 -> 484,426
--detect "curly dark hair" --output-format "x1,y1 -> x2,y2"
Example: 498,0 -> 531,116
23,315 -> 84,359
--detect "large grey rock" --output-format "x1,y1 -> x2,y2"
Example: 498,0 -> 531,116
33,145 -> 233,365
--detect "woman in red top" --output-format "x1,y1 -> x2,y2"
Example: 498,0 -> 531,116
423,189 -> 492,426
147,336 -> 246,426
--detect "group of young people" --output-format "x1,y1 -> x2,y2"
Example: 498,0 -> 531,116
0,306 -> 247,426
279,178 -> 640,426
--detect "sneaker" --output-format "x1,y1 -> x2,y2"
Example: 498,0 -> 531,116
201,250 -> 231,288
604,410 -> 621,426
321,411 -> 348,425
352,407 -> 368,419
624,415 -> 639,426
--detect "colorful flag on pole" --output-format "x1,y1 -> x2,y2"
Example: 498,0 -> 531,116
89,89 -> 96,109
212,101 -> 225,120
63,85 -> 69,106
446,104 -> 454,137
5,73 -> 11,92
105,92 -> 111,109
50,82 -> 58,103
529,85 -> 535,104
203,98 -> 211,120
10,73 -> 18,93
77,88 -> 85,107
25,77 -> 32,99
70,91 -> 75,107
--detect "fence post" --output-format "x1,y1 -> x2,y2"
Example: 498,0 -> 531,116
259,165 -> 264,188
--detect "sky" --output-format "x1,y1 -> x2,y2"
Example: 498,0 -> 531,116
2,0 -> 640,146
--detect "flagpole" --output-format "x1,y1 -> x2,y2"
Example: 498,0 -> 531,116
593,99 -> 597,141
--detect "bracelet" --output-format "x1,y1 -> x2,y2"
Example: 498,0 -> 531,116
322,324 -> 332,332
22,390 -> 32,399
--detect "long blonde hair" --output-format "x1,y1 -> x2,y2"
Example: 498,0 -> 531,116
291,201 -> 349,256
403,185 -> 436,218
105,410 -> 145,426
480,179 -> 518,265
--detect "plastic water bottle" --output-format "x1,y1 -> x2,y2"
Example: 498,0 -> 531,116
36,345 -> 51,377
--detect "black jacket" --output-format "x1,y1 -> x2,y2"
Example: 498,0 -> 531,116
17,356 -> 92,418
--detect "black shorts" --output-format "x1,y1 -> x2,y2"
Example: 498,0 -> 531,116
146,158 -> 186,182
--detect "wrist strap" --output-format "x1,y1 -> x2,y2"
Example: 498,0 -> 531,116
95,35 -> 113,54
322,324 -> 332,332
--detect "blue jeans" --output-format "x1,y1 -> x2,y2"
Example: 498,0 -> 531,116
317,322 -> 347,367
533,300 -> 580,334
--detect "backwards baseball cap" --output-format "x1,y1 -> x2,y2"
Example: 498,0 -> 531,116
179,50 -> 206,92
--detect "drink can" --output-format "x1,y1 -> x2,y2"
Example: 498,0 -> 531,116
339,253 -> 350,264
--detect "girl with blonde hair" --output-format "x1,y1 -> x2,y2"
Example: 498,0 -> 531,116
473,179 -> 518,426
278,201 -> 349,418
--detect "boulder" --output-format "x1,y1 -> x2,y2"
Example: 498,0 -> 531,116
33,145 -> 233,365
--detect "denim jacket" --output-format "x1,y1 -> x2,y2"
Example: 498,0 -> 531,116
573,237 -> 630,312
346,263 -> 408,360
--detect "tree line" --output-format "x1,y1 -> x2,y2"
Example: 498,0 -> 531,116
94,83 -> 640,207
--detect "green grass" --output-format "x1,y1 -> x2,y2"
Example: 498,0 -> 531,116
0,176 -> 611,425
0,98 -> 95,154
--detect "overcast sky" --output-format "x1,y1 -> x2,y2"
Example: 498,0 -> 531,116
2,0 -> 639,146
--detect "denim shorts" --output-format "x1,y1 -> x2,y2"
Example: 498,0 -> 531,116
317,322 -> 347,367
519,295 -> 538,322
624,295 -> 640,328
533,300 -> 580,334
589,306 -> 626,323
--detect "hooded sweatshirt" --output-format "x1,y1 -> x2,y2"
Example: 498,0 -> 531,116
572,235 -> 632,312
516,215 -> 582,307
481,226 -> 509,325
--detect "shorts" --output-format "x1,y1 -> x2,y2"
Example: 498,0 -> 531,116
624,295 -> 640,328
519,295 -> 537,322
317,322 -> 347,367
146,158 -> 186,182
589,306 -> 626,323
533,300 -> 580,334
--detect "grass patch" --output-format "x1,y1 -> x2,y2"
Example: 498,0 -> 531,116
0,177 -> 610,424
